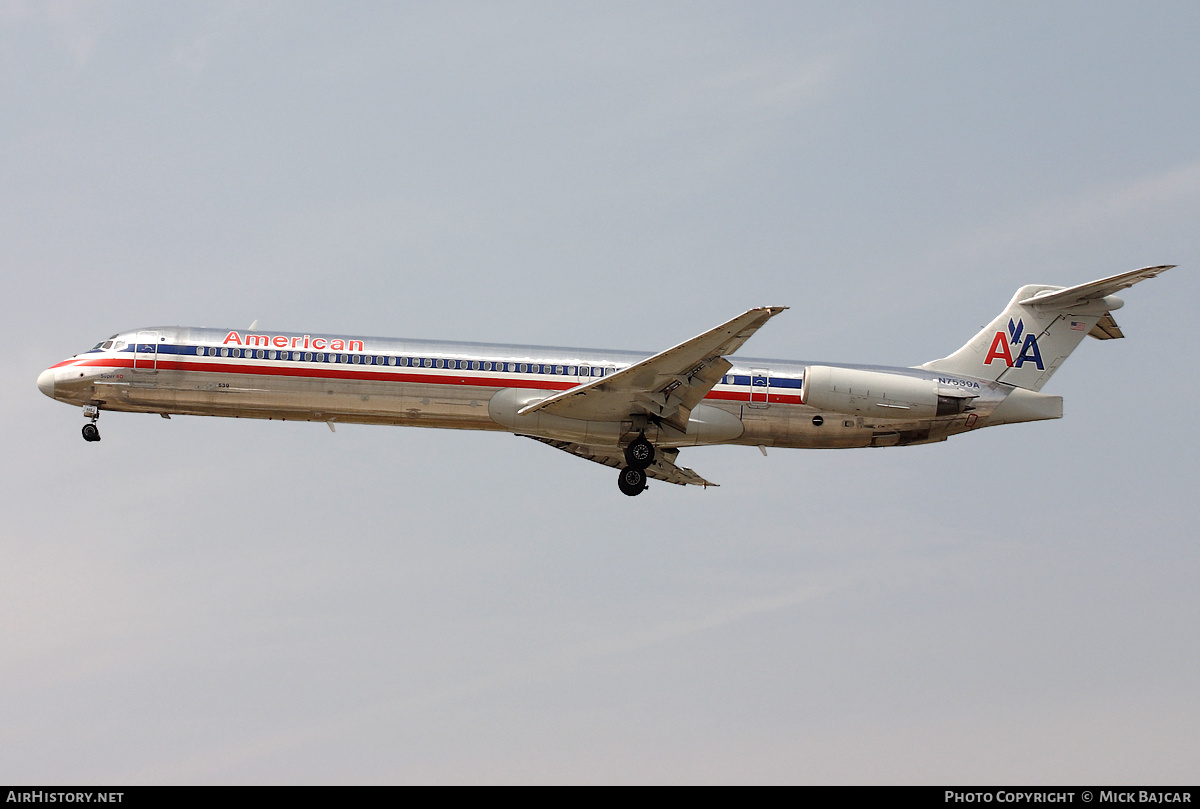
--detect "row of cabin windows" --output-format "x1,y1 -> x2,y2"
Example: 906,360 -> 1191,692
183,347 -> 791,387
194,345 -> 614,376
176,346 -> 790,388
119,342 -> 780,388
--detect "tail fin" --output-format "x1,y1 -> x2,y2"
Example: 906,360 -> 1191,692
921,265 -> 1174,391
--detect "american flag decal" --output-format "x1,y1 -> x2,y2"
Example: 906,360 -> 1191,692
1070,321 -> 1086,331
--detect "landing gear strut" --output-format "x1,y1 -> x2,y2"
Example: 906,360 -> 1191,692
81,405 -> 100,442
618,466 -> 647,497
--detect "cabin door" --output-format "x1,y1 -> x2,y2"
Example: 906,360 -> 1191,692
749,368 -> 770,408
133,331 -> 159,372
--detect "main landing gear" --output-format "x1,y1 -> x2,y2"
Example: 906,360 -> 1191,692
624,435 -> 655,469
617,434 -> 655,496
81,405 -> 101,442
618,466 -> 647,496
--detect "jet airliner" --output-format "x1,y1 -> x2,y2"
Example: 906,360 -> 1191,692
37,265 -> 1172,495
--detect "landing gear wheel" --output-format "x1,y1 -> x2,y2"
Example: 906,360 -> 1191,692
624,436 -> 655,470
618,466 -> 647,497
81,423 -> 101,442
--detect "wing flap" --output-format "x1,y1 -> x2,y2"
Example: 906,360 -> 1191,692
518,307 -> 785,430
525,436 -> 717,487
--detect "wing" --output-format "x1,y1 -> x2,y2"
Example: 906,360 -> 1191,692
525,437 -> 718,487
1019,265 -> 1174,308
518,306 -> 787,431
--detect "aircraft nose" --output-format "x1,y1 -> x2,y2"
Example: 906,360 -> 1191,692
37,367 -> 56,398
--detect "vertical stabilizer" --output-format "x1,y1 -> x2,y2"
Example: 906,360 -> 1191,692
921,266 -> 1173,391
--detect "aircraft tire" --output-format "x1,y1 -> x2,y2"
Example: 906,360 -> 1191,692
624,437 -> 655,470
82,423 -> 100,442
618,466 -> 647,496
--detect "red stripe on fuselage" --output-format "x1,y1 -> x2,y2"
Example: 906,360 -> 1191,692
64,356 -> 805,404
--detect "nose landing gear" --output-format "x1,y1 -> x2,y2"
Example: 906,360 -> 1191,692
81,405 -> 101,442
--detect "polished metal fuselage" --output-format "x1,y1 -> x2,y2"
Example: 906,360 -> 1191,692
42,325 -> 1018,450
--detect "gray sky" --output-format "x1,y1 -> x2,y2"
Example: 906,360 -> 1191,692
3,1 -> 1198,784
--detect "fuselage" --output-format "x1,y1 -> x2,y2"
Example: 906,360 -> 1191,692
37,325 -> 1039,451
36,267 -> 1169,494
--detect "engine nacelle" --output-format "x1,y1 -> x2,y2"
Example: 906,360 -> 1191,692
801,366 -> 973,420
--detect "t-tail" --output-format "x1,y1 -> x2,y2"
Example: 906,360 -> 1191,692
921,265 -> 1174,391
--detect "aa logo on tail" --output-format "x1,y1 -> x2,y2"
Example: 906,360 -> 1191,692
984,318 -> 1044,369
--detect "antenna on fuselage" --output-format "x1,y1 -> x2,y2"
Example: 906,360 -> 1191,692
248,319 -> 259,331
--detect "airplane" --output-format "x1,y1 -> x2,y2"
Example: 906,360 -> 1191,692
37,265 -> 1172,496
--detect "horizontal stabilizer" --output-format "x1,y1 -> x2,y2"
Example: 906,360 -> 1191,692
1020,265 -> 1174,308
1088,313 -> 1124,340
525,436 -> 717,487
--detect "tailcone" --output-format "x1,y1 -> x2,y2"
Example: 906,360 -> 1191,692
987,386 -> 1063,425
